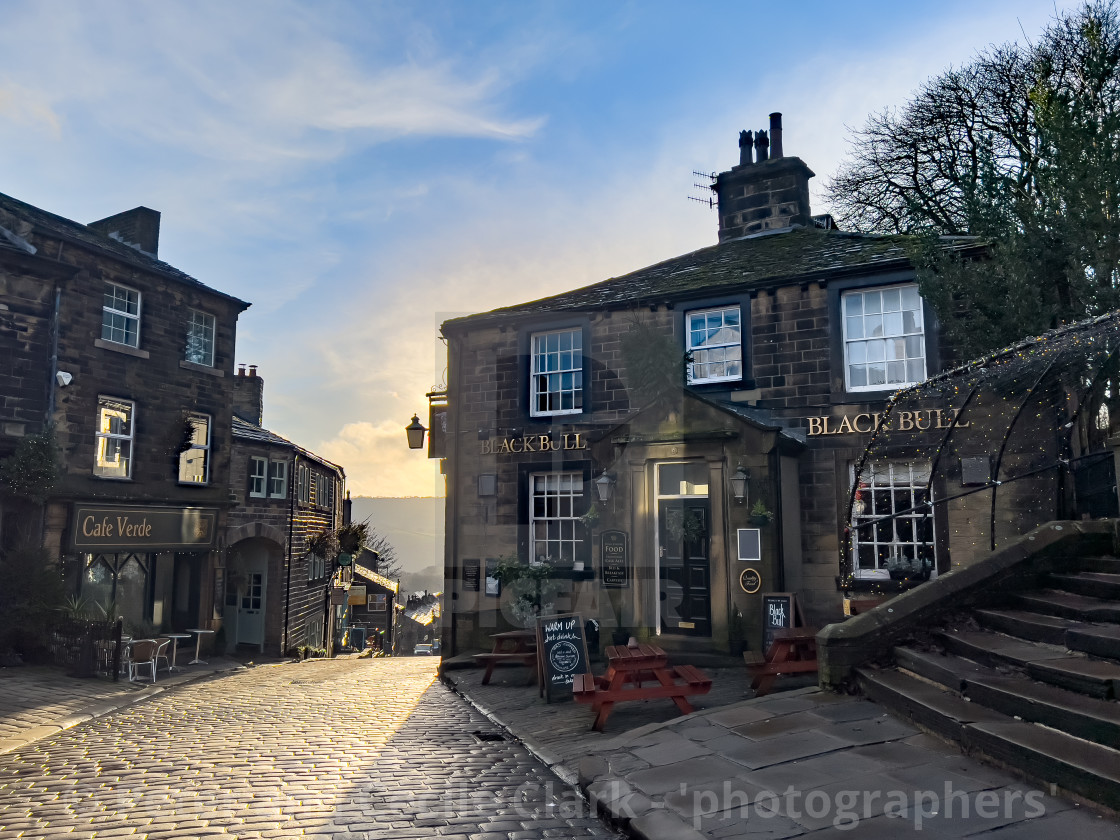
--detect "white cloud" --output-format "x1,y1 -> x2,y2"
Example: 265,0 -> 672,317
316,420 -> 443,497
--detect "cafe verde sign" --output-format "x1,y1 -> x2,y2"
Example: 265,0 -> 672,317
807,408 -> 969,437
72,505 -> 218,550
480,432 -> 589,455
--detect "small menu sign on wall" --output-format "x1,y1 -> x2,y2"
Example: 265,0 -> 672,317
462,558 -> 480,592
535,613 -> 590,703
600,530 -> 629,589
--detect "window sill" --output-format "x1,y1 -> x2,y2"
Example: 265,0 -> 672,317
180,360 -> 223,377
95,338 -> 149,359
92,474 -> 132,481
177,482 -> 211,487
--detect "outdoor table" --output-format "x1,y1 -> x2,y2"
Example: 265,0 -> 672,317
573,643 -> 711,731
473,629 -> 539,685
164,633 -> 192,672
747,626 -> 820,697
186,628 -> 215,665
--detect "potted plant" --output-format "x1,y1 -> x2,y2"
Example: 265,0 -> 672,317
887,552 -> 932,582
749,500 -> 774,527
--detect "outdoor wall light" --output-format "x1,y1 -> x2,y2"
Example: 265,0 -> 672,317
594,471 -> 616,503
729,465 -> 750,504
405,414 -> 427,450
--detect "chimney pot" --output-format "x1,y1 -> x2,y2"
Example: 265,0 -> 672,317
769,112 -> 783,159
754,130 -> 769,163
238,364 -> 246,377
248,365 -> 258,378
738,130 -> 754,166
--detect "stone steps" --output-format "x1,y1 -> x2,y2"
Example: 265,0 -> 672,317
857,665 -> 1120,810
1013,589 -> 1120,623
861,555 -> 1120,811
1048,571 -> 1120,600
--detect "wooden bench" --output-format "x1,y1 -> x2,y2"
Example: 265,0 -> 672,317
572,656 -> 713,731
747,626 -> 819,697
473,651 -> 539,685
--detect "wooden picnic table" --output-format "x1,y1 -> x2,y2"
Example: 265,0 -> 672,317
572,643 -> 711,731
473,629 -> 539,685
747,626 -> 819,696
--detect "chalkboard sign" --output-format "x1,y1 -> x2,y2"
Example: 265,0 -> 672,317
737,528 -> 761,562
535,613 -> 590,703
462,558 -> 480,592
762,592 -> 797,653
600,530 -> 629,589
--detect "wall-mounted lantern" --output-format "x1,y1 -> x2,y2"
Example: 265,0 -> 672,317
405,414 -> 427,450
594,471 -> 616,503
729,465 -> 750,505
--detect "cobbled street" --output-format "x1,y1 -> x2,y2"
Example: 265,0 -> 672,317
0,658 -> 617,839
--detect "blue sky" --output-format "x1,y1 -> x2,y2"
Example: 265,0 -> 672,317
0,0 -> 1077,495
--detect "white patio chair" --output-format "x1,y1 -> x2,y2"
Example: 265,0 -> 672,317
127,639 -> 160,683
153,638 -> 171,673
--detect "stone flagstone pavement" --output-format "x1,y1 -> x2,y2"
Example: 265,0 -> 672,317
444,660 -> 1120,839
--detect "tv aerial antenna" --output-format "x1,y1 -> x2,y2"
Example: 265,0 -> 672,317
688,170 -> 717,209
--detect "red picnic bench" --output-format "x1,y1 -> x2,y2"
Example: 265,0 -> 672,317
572,643 -> 712,731
746,626 -> 819,697
473,629 -> 539,685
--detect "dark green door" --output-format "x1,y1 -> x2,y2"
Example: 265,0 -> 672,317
658,499 -> 712,636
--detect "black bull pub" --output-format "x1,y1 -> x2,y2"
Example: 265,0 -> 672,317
434,123 -> 1120,660
64,503 -> 223,633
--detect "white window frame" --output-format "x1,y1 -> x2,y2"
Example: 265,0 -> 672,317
850,461 -> 936,579
249,456 -> 268,498
102,282 -> 141,348
178,413 -> 211,484
529,471 -> 584,567
185,309 -> 216,367
530,328 -> 583,417
94,397 -> 135,479
842,284 -> 926,392
268,460 -> 288,499
297,463 -> 310,504
686,306 -> 742,384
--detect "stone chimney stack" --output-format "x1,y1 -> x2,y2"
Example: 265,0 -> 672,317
712,112 -> 814,241
770,112 -> 783,159
232,364 -> 265,426
87,207 -> 161,258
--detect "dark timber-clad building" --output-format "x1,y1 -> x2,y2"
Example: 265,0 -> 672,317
436,115 -> 988,659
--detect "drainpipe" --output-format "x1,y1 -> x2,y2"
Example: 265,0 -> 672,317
41,286 -> 61,548
282,451 -> 296,654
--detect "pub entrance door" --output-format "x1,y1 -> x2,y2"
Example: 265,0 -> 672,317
655,462 -> 712,637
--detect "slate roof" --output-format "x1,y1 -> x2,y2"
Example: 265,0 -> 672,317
0,190 -> 250,310
232,415 -> 344,474
444,227 -> 982,330
353,561 -> 399,593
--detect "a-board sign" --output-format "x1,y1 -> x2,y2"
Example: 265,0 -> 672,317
737,528 -> 761,562
600,530 -> 629,589
762,592 -> 797,653
462,558 -> 480,592
535,613 -> 590,703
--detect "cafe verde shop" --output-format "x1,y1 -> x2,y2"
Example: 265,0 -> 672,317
68,503 -> 221,633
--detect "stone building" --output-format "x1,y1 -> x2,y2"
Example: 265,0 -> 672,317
225,366 -> 345,656
0,192 -> 249,634
436,114 -> 992,659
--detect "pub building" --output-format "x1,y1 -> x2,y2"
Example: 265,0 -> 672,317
435,114 -> 986,659
0,191 -> 250,636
